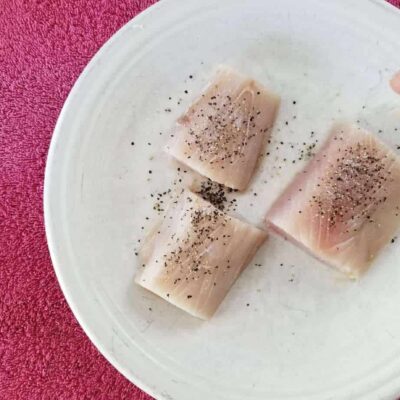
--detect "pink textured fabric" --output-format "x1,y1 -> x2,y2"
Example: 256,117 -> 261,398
0,1 -> 156,399
0,1 -> 399,400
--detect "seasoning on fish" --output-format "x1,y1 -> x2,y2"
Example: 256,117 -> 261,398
136,190 -> 267,319
266,123 -> 400,278
165,66 -> 280,190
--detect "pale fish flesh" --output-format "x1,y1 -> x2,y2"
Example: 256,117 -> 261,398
165,66 -> 280,190
266,123 -> 400,278
136,190 -> 267,319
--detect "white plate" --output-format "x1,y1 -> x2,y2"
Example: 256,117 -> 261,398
44,1 -> 400,399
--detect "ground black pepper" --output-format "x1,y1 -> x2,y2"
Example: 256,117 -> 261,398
194,179 -> 238,212
309,138 -> 394,228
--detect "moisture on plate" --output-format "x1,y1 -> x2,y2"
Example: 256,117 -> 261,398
165,66 -> 280,191
136,190 -> 267,319
266,123 -> 400,278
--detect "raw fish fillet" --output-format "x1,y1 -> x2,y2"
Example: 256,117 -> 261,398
136,190 -> 267,319
165,67 -> 280,190
266,124 -> 400,278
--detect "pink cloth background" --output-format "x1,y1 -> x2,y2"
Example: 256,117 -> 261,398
1,1 -> 399,399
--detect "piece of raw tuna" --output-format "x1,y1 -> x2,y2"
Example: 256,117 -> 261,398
266,123 -> 400,278
136,190 -> 267,319
165,66 -> 280,190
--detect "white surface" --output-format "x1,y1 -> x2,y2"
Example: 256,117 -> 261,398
44,1 -> 400,399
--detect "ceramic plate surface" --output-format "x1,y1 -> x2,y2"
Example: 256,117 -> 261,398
44,1 -> 400,399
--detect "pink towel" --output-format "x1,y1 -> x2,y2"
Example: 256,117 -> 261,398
0,1 -> 399,399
